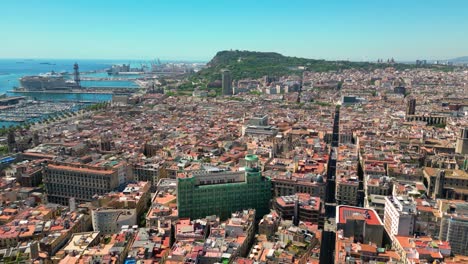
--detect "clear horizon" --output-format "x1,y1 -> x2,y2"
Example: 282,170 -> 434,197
0,58 -> 208,63
0,55 -> 463,63
1,0 -> 468,61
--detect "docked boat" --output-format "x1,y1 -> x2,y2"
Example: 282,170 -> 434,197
17,71 -> 77,91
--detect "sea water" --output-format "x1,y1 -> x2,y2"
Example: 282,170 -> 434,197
0,59 -> 136,127
0,59 -> 129,93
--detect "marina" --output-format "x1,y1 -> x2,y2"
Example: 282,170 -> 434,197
0,100 -> 89,124
0,59 -> 202,127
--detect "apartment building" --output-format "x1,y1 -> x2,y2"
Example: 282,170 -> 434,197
336,205 -> 384,246
44,160 -> 127,205
274,193 -> 322,226
439,201 -> 468,256
336,144 -> 360,206
271,175 -> 326,200
384,196 -> 417,237
89,182 -> 150,234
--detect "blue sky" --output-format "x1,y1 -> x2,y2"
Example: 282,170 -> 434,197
1,0 -> 467,61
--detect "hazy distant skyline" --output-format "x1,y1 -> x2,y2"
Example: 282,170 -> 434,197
1,0 -> 468,61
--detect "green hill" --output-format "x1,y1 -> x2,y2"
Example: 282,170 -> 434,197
185,50 -> 454,88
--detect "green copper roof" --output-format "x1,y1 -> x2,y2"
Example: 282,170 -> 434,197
245,154 -> 259,162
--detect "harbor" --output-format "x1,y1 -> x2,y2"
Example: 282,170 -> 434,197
0,60 -> 203,127
0,100 -> 90,124
9,87 -> 140,94
0,64 -> 142,128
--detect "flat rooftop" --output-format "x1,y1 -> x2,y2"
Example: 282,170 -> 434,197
47,164 -> 114,175
337,205 -> 382,226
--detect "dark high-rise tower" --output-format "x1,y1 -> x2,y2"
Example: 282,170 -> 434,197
73,63 -> 81,87
406,98 -> 416,115
221,69 -> 232,96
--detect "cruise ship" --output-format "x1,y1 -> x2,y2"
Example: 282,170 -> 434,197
18,71 -> 78,91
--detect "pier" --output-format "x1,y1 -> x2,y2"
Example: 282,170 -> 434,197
0,96 -> 26,106
80,77 -> 140,81
9,87 -> 139,95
